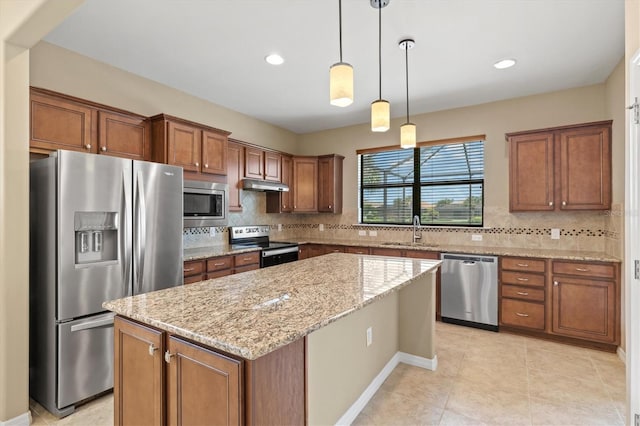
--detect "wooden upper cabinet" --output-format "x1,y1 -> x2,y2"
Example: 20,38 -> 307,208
151,114 -> 230,179
244,146 -> 264,179
507,121 -> 612,212
227,140 -> 244,212
292,156 -> 318,212
558,125 -> 611,210
98,111 -> 151,160
264,151 -> 282,182
30,90 -> 95,154
318,154 -> 344,213
166,336 -> 242,426
508,132 -> 554,211
202,130 -> 228,175
114,317 -> 165,426
266,154 -> 292,213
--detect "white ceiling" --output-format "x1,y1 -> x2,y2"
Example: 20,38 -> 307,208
43,0 -> 624,134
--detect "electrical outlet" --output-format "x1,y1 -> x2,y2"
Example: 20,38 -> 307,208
277,223 -> 282,231
551,228 -> 560,239
358,230 -> 367,236
471,234 -> 482,241
209,227 -> 216,237
366,327 -> 373,347
319,224 -> 324,231
369,230 -> 377,237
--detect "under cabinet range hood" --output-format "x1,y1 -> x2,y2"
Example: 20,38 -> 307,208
242,178 -> 289,192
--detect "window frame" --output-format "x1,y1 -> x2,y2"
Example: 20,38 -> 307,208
358,135 -> 486,227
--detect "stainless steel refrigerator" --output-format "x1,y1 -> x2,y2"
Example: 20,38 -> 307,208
29,150 -> 183,417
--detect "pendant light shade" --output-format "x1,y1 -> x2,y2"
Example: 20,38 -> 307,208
330,62 -> 354,107
371,99 -> 390,132
330,0 -> 353,107
400,122 -> 416,148
370,0 -> 390,132
399,38 -> 416,149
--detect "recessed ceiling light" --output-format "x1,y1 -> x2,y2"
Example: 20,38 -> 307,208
265,54 -> 284,65
494,58 -> 516,69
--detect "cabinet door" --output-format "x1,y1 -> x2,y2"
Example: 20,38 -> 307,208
227,141 -> 244,211
114,317 -> 164,426
292,157 -> 318,212
167,336 -> 242,426
280,155 -> 293,212
167,121 -> 201,173
30,92 -> 95,153
264,151 -> 281,182
98,111 -> 150,160
508,132 -> 554,211
558,125 -> 611,210
201,130 -> 228,175
552,276 -> 616,343
244,147 -> 264,179
318,155 -> 343,213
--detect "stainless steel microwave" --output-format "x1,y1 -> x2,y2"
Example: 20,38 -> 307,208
183,180 -> 228,227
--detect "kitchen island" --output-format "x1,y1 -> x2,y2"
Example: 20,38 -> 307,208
104,253 -> 440,425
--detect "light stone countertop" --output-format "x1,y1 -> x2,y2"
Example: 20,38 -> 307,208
183,238 -> 620,263
104,253 -> 440,360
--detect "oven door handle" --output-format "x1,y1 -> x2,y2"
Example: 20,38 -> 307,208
262,247 -> 299,257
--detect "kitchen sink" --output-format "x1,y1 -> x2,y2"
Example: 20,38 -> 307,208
380,242 -> 439,249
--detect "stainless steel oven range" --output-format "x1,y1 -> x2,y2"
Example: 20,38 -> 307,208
228,226 -> 299,267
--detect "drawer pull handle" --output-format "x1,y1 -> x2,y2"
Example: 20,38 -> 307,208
515,312 -> 529,317
516,263 -> 529,267
242,257 -> 252,261
214,262 -> 225,266
184,267 -> 195,272
575,267 -> 589,272
516,277 -> 529,282
164,351 -> 174,363
516,291 -> 529,296
148,344 -> 158,356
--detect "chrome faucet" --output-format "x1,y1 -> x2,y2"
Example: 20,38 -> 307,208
412,215 -> 422,243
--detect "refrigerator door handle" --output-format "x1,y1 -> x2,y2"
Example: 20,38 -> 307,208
135,171 -> 146,294
122,168 -> 132,296
70,313 -> 116,332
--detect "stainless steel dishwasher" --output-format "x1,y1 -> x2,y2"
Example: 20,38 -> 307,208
440,253 -> 498,331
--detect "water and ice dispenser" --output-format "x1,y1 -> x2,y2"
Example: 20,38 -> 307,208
74,212 -> 118,265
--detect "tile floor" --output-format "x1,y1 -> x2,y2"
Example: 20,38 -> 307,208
30,322 -> 626,425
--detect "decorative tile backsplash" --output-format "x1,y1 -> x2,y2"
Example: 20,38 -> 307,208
182,191 -> 623,259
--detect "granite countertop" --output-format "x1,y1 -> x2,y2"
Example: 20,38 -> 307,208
183,245 -> 261,261
104,253 -> 440,360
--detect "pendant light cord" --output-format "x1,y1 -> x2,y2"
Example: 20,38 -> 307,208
338,0 -> 343,62
405,42 -> 410,122
378,4 -> 382,99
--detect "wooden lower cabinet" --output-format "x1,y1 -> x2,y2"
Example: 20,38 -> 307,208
183,260 -> 206,285
114,316 -> 305,426
501,299 -> 545,330
114,317 -> 165,426
344,246 -> 370,255
167,336 -> 242,425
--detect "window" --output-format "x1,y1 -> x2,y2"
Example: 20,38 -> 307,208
359,139 -> 484,226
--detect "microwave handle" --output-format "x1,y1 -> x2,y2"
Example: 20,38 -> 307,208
184,188 -> 224,195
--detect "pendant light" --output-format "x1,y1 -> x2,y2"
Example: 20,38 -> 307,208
370,0 -> 390,132
329,0 -> 353,107
399,39 -> 416,149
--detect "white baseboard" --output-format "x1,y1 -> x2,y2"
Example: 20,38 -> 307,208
0,411 -> 31,426
617,346 -> 626,364
335,351 -> 437,425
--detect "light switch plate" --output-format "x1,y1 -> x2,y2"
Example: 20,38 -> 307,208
358,230 -> 367,236
209,227 -> 216,237
551,228 -> 560,239
277,223 -> 282,231
369,230 -> 378,237
471,234 -> 482,241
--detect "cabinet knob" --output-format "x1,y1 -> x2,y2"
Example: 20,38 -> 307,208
548,201 -> 553,206
85,144 -> 92,150
204,164 -> 209,168
553,281 -> 559,286
164,351 -> 174,363
328,204 -> 332,209
562,201 -> 567,206
195,162 -> 200,167
101,146 -> 107,152
148,344 -> 158,356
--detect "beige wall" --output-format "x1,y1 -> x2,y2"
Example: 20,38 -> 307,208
29,42 -> 300,154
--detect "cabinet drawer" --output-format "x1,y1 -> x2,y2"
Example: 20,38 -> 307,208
501,299 -> 545,330
234,251 -> 260,267
345,246 -> 370,255
370,248 -> 403,257
501,271 -> 545,287
501,257 -> 545,273
207,269 -> 232,279
502,285 -> 545,302
404,250 -> 439,260
206,256 -> 233,272
324,245 -> 345,254
552,261 -> 615,279
183,260 -> 205,277
184,274 -> 206,285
